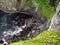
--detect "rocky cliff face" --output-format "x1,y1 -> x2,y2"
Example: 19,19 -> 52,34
0,0 -> 28,13
0,0 -> 36,13
0,0 -> 17,13
49,2 -> 60,33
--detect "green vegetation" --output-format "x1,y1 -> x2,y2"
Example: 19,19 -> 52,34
10,31 -> 60,45
34,0 -> 55,19
2,0 -> 59,19
26,0 -> 35,9
27,0 -> 59,19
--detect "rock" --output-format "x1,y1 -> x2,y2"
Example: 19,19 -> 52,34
49,3 -> 60,33
56,2 -> 60,12
0,0 -> 17,13
0,0 -> 38,13
0,0 -> 27,13
0,39 -> 8,45
0,0 -> 41,21
49,0 -> 56,6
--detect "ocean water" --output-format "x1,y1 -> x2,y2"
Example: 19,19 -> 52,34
0,10 -> 13,38
0,10 -> 27,39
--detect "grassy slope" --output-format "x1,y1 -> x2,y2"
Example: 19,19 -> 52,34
26,0 -> 35,9
27,0 -> 60,19
27,0 -> 55,19
35,0 -> 55,19
10,31 -> 60,45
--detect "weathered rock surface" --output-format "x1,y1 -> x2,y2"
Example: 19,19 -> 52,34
0,0 -> 17,13
0,0 -> 28,13
56,2 -> 60,12
49,2 -> 60,33
0,0 -> 38,13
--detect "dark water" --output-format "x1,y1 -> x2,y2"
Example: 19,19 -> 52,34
0,10 -> 32,39
0,10 -> 13,38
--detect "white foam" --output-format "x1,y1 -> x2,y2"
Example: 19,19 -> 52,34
3,24 -> 26,36
22,24 -> 26,28
2,38 -> 8,45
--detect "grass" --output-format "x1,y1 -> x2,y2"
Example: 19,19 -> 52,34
26,0 -> 35,9
10,30 -> 60,45
26,0 -> 59,20
34,0 -> 56,19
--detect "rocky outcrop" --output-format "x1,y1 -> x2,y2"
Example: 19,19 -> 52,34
49,2 -> 60,33
56,2 -> 60,12
0,0 -> 17,13
0,0 -> 38,13
0,0 -> 28,13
